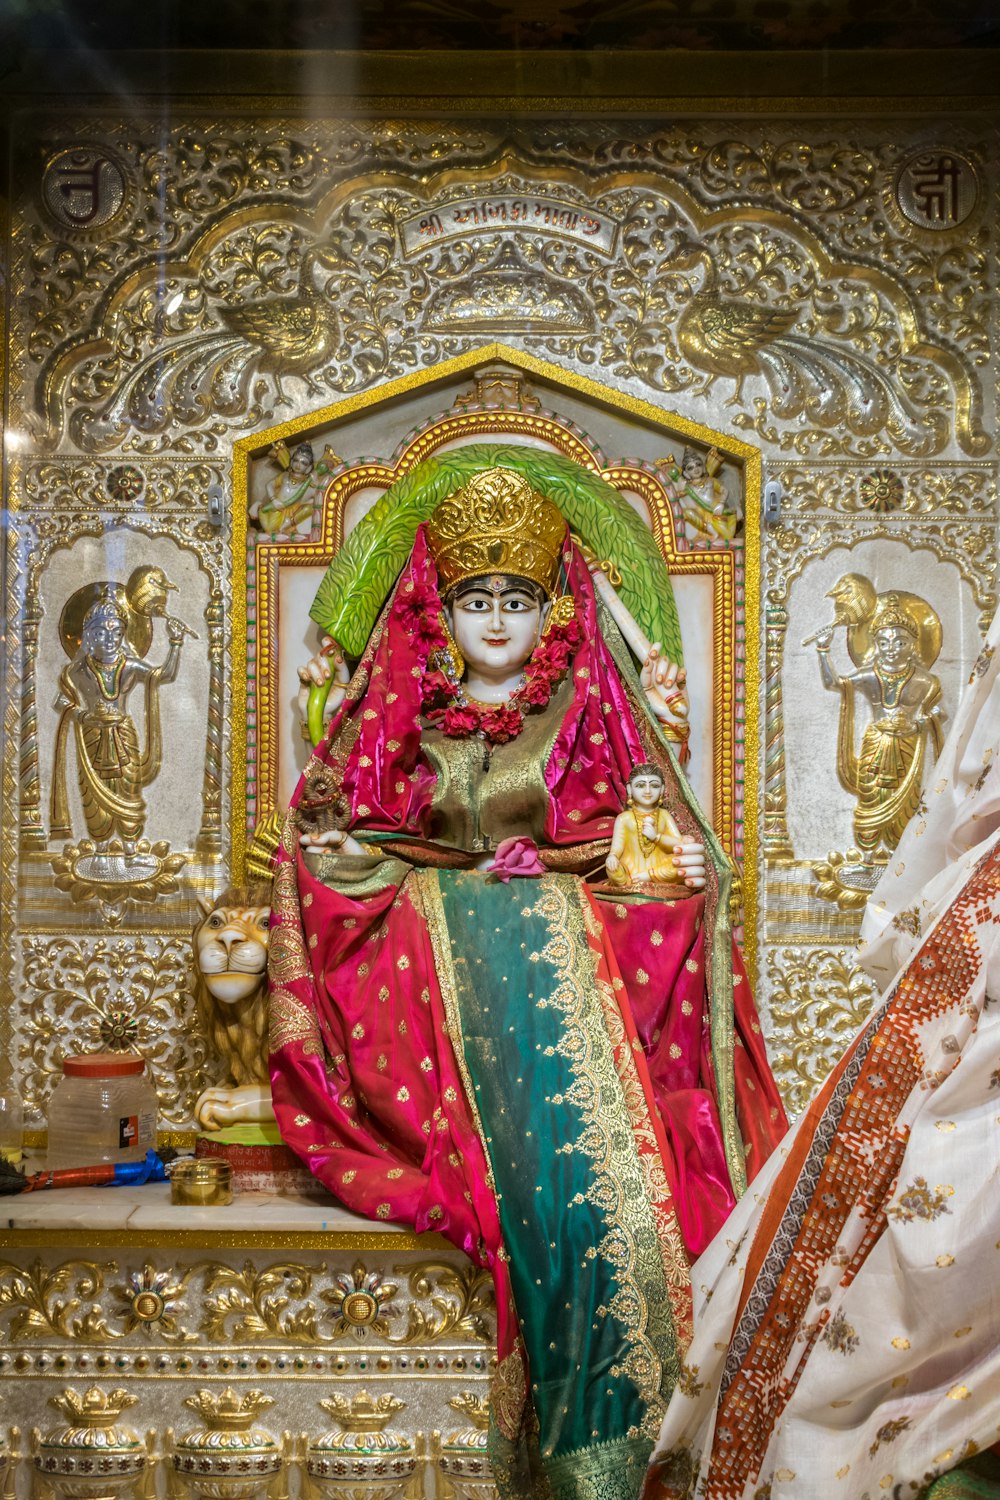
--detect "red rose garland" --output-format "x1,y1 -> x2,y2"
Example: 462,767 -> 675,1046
396,577 -> 583,747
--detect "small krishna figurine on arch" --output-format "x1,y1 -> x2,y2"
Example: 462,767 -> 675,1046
266,445 -> 784,1500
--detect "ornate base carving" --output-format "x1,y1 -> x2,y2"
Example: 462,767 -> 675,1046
49,838 -> 187,925
810,847 -> 887,911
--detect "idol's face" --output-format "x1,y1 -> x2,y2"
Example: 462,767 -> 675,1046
449,576 -> 543,680
290,446 -> 313,476
682,453 -> 706,482
874,626 -> 913,671
629,772 -> 664,811
84,610 -> 126,661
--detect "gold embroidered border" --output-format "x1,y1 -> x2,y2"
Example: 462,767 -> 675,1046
546,1433 -> 654,1500
532,875 -> 684,1435
268,856 -> 311,986
493,1345 -> 529,1444
268,984 -> 323,1057
579,894 -> 694,1350
409,869 -> 497,1196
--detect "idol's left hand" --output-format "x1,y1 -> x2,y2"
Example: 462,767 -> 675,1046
299,827 -> 368,858
673,840 -> 706,889
641,644 -> 689,726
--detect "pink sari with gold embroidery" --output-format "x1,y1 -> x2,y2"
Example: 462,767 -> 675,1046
269,532 -> 785,1499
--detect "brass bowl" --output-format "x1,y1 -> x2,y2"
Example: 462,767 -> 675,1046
169,1157 -> 233,1207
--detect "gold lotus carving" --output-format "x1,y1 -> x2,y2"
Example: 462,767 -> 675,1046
48,1387 -> 138,1423
318,1392 -> 406,1434
181,1388 -> 275,1427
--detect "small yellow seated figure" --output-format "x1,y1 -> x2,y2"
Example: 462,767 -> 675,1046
606,763 -> 685,889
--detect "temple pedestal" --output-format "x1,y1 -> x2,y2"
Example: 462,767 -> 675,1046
0,1185 -> 497,1499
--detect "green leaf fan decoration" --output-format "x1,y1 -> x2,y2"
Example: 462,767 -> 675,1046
310,444 -> 682,663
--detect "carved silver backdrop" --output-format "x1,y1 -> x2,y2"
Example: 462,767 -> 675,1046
0,80 -> 996,1486
5,109 -> 994,1116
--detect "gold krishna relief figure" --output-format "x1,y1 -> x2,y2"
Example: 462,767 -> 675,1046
51,569 -> 192,847
812,577 -> 945,860
267,453 -> 785,1500
48,567 -> 195,912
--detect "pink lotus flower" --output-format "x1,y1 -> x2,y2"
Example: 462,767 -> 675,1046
488,836 -> 545,882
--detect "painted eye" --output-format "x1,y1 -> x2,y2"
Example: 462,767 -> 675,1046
208,914 -> 223,927
259,914 -> 271,930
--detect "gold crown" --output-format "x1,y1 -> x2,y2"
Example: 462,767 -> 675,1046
872,592 -> 918,638
425,467 -> 565,597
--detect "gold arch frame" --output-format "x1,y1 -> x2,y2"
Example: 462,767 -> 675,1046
230,344 -> 761,968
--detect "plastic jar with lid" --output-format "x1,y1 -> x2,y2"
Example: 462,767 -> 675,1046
47,1052 -> 158,1169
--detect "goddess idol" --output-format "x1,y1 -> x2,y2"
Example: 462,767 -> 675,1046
267,452 -> 785,1500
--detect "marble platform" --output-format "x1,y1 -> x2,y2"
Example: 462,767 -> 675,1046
0,1179 -> 414,1239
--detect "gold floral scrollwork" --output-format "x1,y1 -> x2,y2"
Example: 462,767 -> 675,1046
20,936 -> 203,1128
16,459 -> 227,512
0,1259 -> 118,1342
27,142 -> 989,459
766,947 -> 879,1117
199,1261 -> 321,1344
0,1256 -> 495,1348
788,465 -> 995,517
390,1261 -> 495,1345
108,1262 -> 195,1341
